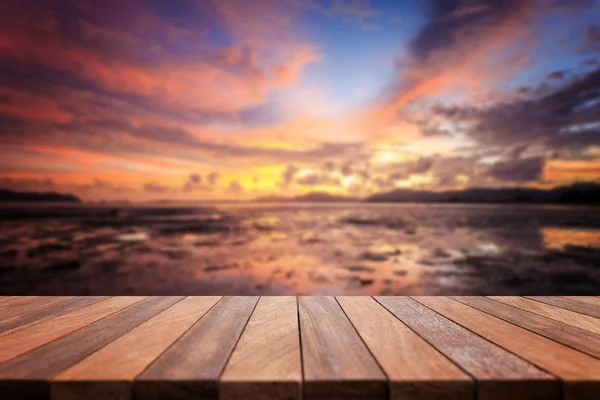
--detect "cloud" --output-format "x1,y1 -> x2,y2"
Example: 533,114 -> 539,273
207,171 -> 221,185
584,26 -> 600,53
143,182 -> 170,193
227,179 -> 244,193
281,164 -> 299,187
434,67 -> 600,152
290,0 -> 379,25
486,156 -> 545,182
296,173 -> 341,186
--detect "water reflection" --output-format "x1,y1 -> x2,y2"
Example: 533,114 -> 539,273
0,203 -> 599,295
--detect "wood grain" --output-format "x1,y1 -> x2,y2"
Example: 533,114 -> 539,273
51,296 -> 221,400
135,296 -> 258,400
562,296 -> 600,308
0,297 -> 73,333
376,296 -> 558,400
220,296 -> 302,400
0,296 -> 143,364
0,297 -> 41,308
337,296 -> 472,400
299,296 -> 387,400
488,296 -> 600,334
0,297 -> 109,336
415,296 -> 600,400
453,296 -> 600,359
0,296 -> 180,400
526,296 -> 600,319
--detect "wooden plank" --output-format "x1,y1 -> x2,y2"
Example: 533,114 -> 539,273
0,297 -> 143,364
0,297 -> 41,308
0,297 -> 73,333
0,296 -> 181,400
375,297 -> 558,400
0,297 -> 111,337
414,296 -> 600,400
220,297 -> 302,400
526,296 -> 600,319
337,296 -> 472,400
562,296 -> 600,308
51,296 -> 221,400
299,296 -> 387,400
489,296 -> 600,334
453,296 -> 600,359
135,296 -> 258,400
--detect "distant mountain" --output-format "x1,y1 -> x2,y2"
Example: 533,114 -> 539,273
365,182 -> 600,204
253,191 -> 359,203
0,188 -> 81,203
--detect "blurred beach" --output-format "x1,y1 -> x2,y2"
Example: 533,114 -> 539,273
1,203 -> 599,295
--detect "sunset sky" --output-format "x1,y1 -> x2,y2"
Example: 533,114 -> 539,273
0,0 -> 599,201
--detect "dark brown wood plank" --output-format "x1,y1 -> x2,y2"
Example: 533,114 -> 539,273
0,297 -> 41,308
220,296 -> 302,400
415,296 -> 600,400
0,297 -> 144,364
525,296 -> 600,319
0,297 -> 110,337
453,296 -> 600,359
337,296 -> 472,400
299,296 -> 387,400
562,296 -> 600,308
52,296 -> 221,400
489,296 -> 600,334
375,296 -> 558,400
135,296 -> 258,400
0,297 -> 73,333
0,296 -> 182,400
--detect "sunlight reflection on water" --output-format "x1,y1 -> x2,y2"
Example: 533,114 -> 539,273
0,203 -> 599,295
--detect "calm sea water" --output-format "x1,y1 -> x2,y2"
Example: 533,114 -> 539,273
0,203 -> 599,295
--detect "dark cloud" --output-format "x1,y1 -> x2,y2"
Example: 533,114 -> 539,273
182,173 -> 210,193
143,182 -> 170,193
207,171 -> 220,185
409,0 -> 530,62
227,180 -> 243,194
486,156 -> 545,182
434,67 -> 600,152
281,164 -> 299,187
584,26 -> 600,53
295,173 -> 341,186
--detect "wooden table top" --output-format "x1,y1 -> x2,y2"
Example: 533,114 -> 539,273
0,296 -> 599,400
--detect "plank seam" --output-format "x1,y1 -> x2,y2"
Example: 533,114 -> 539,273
478,296 -> 600,360
334,296 -> 389,384
216,296 -> 261,381
296,296 -> 306,400
525,297 -> 600,318
52,296 -> 188,381
448,297 -> 598,370
372,296 -> 477,400
414,297 -> 563,383
0,296 -> 144,367
133,296 -> 223,380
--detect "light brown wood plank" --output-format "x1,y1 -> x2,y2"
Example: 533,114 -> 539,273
376,296 -> 558,400
562,296 -> 600,308
414,296 -> 600,400
0,297 -> 41,308
299,296 -> 387,400
0,296 -> 181,400
135,296 -> 258,400
453,296 -> 600,359
526,296 -> 600,319
337,296 -> 472,400
0,296 -> 144,364
489,296 -> 600,334
220,296 -> 302,400
51,296 -> 221,400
